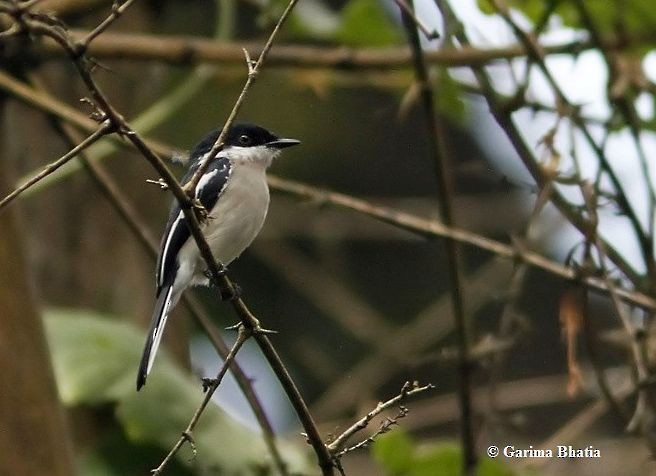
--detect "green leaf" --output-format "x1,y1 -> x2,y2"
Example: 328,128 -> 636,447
372,431 -> 415,474
45,309 -> 142,404
373,433 -> 516,476
336,0 -> 403,47
44,309 -> 312,474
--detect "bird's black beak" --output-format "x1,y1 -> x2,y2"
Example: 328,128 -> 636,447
267,138 -> 301,149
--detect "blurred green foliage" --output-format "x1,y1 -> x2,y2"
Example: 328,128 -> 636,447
44,309 -> 311,475
373,431 -> 515,476
285,0 -> 403,45
476,0 -> 656,41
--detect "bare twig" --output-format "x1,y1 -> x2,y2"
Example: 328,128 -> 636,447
2,67 -> 654,313
183,0 -> 301,193
435,0 -> 642,286
79,0 -> 139,49
152,325 -> 251,475
327,381 -> 434,454
333,407 -> 407,459
487,0 -> 654,280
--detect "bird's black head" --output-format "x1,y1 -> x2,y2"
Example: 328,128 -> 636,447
225,123 -> 300,150
189,123 -> 300,164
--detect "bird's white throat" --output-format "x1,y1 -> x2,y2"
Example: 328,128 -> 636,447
227,145 -> 279,168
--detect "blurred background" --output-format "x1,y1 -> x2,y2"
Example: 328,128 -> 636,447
2,0 -> 656,475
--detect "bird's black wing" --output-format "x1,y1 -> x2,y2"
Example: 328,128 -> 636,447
155,154 -> 232,292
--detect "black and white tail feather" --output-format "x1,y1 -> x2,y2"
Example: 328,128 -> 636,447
136,123 -> 299,390
136,280 -> 175,390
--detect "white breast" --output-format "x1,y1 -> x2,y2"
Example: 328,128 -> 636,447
178,159 -> 270,286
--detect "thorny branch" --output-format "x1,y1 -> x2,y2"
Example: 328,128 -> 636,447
327,381 -> 434,455
0,2 -> 334,474
442,0 -> 656,455
79,0 -> 139,49
4,0 -> 656,466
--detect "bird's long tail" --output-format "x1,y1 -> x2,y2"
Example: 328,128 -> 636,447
137,283 -> 175,390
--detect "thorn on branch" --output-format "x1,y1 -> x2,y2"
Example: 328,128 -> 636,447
146,178 -> 169,190
181,431 -> 198,461
80,97 -> 107,123
242,48 -> 257,76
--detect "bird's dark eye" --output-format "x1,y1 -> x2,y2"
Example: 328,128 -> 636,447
238,134 -> 252,146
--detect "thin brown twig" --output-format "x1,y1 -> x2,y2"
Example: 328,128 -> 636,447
0,68 -> 172,156
327,382 -> 434,454
334,407 -> 407,459
0,121 -> 111,211
152,325 -> 251,475
79,0 -> 139,49
435,0 -> 641,287
184,0 -> 301,194
573,0 -> 656,254
74,136 -> 290,476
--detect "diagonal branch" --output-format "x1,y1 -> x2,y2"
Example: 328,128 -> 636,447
24,68 -> 291,475
0,122 -> 111,211
78,0 -> 139,49
152,325 -> 251,475
4,5 -> 334,474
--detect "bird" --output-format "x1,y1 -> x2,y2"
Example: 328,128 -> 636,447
136,123 -> 300,390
